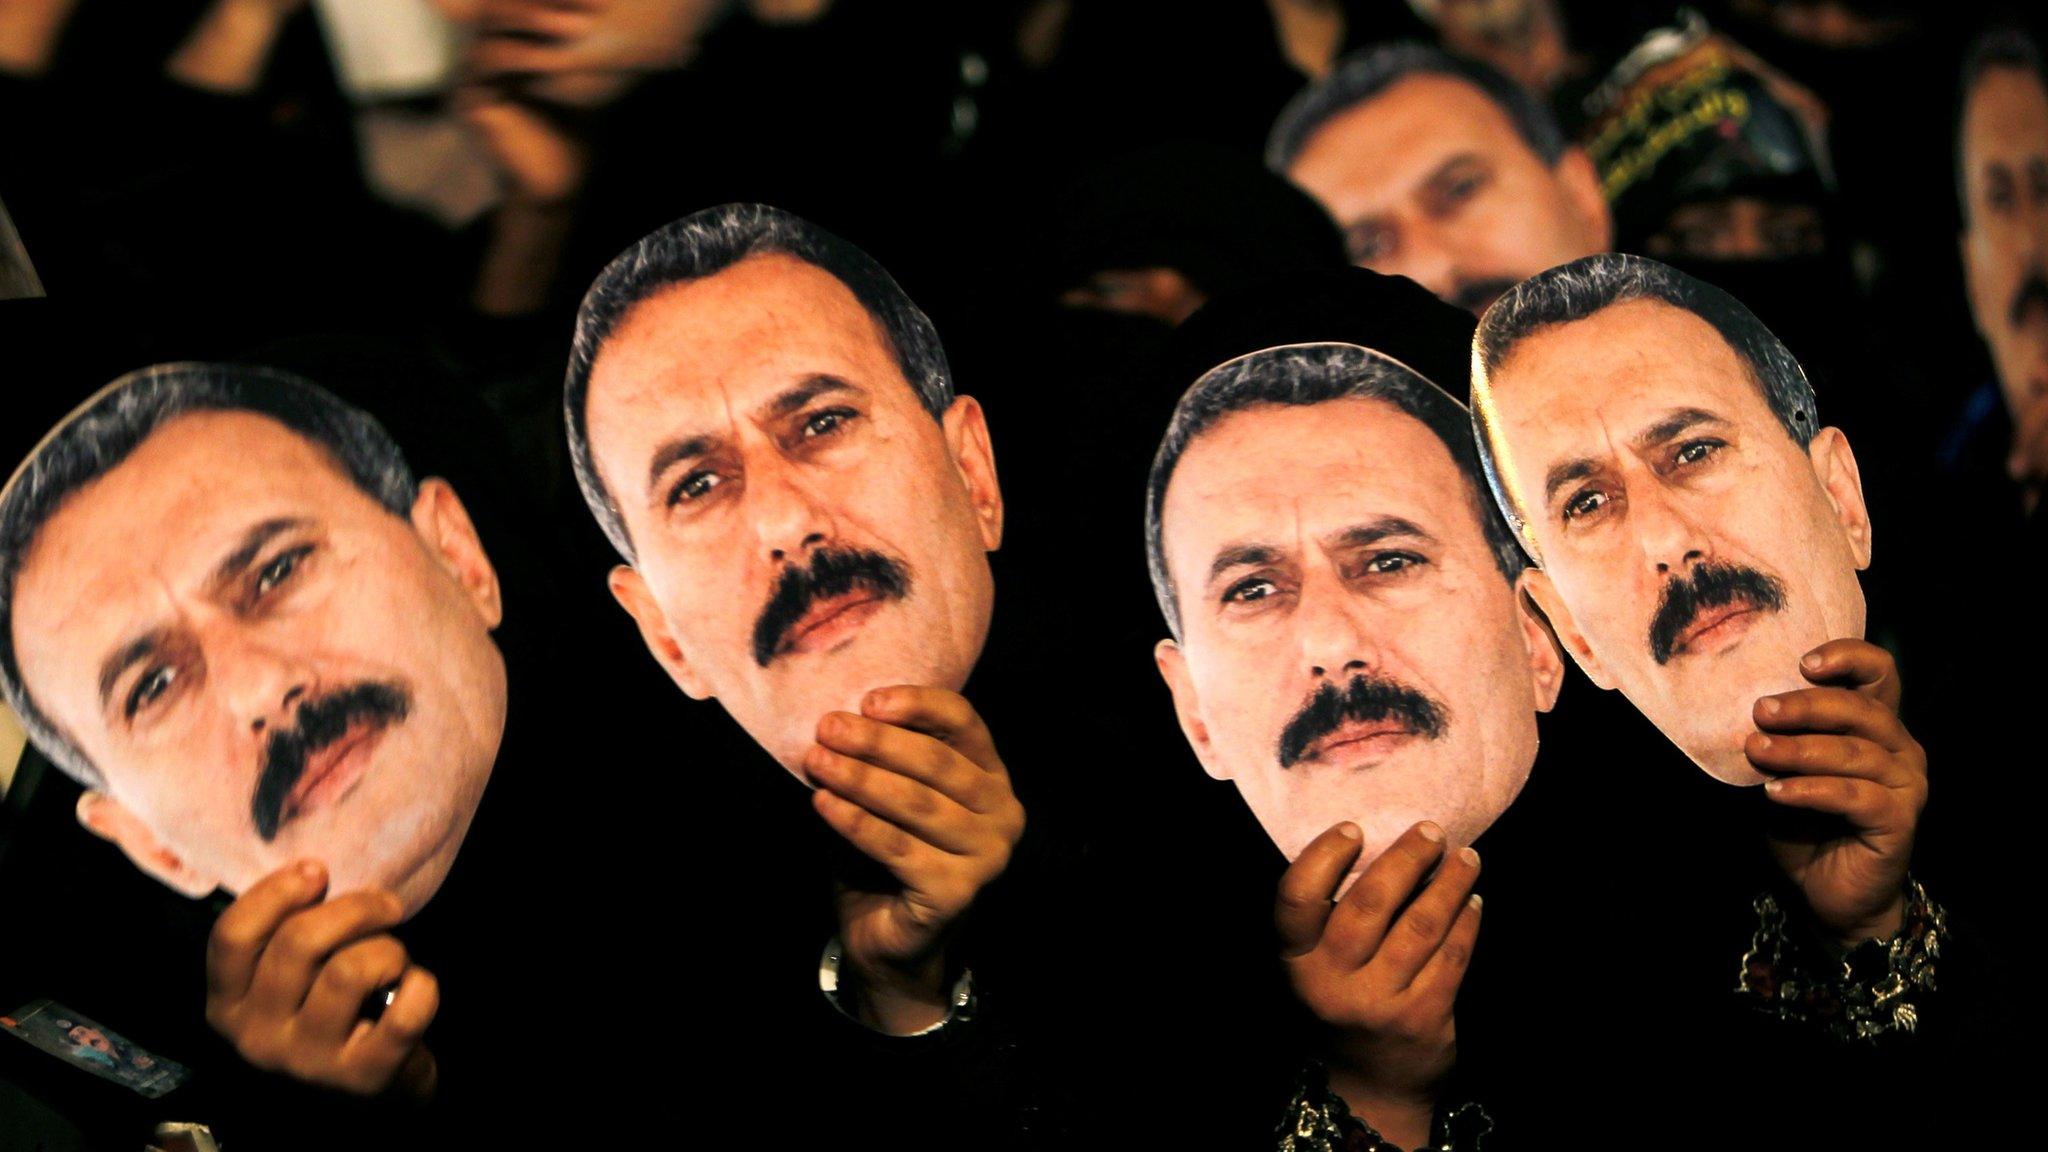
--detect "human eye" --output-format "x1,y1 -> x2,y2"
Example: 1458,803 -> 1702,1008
1671,438 -> 1725,467
1364,550 -> 1427,575
1443,170 -> 1488,207
1221,575 -> 1281,606
800,406 -> 859,440
666,468 -> 724,507
1986,169 -> 2016,213
124,663 -> 177,721
1560,487 -> 1609,524
254,544 -> 314,598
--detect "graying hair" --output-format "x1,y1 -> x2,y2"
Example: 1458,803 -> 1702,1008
1267,42 -> 1568,173
564,203 -> 954,562
1469,253 -> 1818,557
1146,342 -> 1526,641
0,362 -> 417,788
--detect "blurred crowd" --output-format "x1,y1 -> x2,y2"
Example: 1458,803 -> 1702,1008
3,1 -> 2046,1148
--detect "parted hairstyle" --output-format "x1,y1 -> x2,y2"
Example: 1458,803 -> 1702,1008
564,203 -> 954,563
1146,342 -> 1526,641
1469,253 -> 1818,559
1266,41 -> 1568,173
0,362 -> 417,788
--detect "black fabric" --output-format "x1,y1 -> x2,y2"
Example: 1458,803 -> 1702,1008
1164,266 -> 1481,402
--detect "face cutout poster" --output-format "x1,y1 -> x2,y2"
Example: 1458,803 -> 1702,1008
0,364 -> 509,916
1148,342 -> 1563,872
564,203 -> 1005,779
1471,253 -> 1873,785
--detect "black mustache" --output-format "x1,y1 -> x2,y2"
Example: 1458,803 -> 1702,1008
1276,674 -> 1449,769
2010,273 -> 2048,329
750,548 -> 911,668
250,682 -> 411,841
1450,277 -> 1520,315
1647,562 -> 1787,665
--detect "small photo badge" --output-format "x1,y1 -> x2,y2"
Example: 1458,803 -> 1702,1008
2,999 -> 190,1098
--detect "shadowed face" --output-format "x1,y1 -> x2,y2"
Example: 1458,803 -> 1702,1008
1480,298 -> 1871,784
11,411 -> 507,915
1156,394 -> 1558,870
1960,65 -> 2048,418
586,254 -> 1003,779
1285,73 -> 1610,313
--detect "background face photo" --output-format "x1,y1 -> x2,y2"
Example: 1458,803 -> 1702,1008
1,368 -> 508,916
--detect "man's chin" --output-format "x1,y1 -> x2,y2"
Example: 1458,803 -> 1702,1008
1690,745 -> 1771,787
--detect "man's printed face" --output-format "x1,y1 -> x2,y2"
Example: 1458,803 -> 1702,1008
1481,298 -> 1870,784
1961,65 -> 2048,418
1285,73 -> 1608,313
1157,393 -> 1555,870
12,411 -> 507,914
587,254 -> 1002,779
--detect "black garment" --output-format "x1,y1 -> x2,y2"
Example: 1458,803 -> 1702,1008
1021,141 -> 1347,305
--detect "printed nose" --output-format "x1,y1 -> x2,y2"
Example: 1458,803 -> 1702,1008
752,460 -> 838,564
213,625 -> 315,738
1634,483 -> 1711,577
1298,577 -> 1383,680
252,684 -> 307,735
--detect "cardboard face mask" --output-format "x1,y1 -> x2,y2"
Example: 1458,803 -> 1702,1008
1472,254 -> 1873,785
0,364 -> 508,917
567,204 -> 1005,783
1148,342 -> 1562,873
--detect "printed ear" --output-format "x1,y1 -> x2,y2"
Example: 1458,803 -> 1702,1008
609,565 -> 713,700
410,478 -> 504,628
76,791 -> 220,899
1516,585 -> 1567,713
1808,427 -> 1873,569
1519,567 -> 1614,691
941,395 -> 1004,551
1155,639 -> 1227,781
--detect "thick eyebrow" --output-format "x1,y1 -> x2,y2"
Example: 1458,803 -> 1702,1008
757,373 -> 866,422
210,517 -> 311,591
1332,516 -> 1436,550
1630,407 -> 1728,453
97,627 -> 170,711
645,432 -> 721,498
1542,456 -> 1602,507
1423,151 -> 1487,191
1206,543 -> 1281,587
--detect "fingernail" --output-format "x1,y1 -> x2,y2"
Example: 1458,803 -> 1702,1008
1801,652 -> 1824,673
1758,697 -> 1781,718
862,689 -> 888,712
1753,735 -> 1772,752
1418,822 -> 1445,843
1335,822 -> 1362,841
1468,893 -> 1483,910
1764,778 -> 1785,794
819,712 -> 845,739
1458,846 -> 1479,866
297,860 -> 324,884
807,747 -> 838,776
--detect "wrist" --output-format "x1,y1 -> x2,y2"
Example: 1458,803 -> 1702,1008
1825,891 -> 1907,952
819,938 -> 973,1037
1326,1078 -> 1434,1149
1738,876 -> 1944,1042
